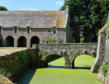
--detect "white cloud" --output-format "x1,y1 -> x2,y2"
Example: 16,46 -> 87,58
19,7 -> 38,10
56,0 -> 64,6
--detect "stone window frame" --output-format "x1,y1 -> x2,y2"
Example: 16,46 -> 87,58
27,26 -> 31,34
0,26 -> 1,33
14,26 -> 18,33
53,26 -> 57,34
48,29 -> 51,32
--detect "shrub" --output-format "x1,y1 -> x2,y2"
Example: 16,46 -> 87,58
46,36 -> 57,44
0,68 -> 11,78
100,61 -> 108,76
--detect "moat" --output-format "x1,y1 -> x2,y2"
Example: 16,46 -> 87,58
17,56 -> 102,84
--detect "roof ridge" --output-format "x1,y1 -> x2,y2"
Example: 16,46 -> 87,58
0,10 -> 64,12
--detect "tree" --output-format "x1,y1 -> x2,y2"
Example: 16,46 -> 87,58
0,6 -> 8,11
61,0 -> 109,42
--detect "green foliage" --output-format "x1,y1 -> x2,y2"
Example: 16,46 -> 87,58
46,37 -> 57,44
0,49 -> 41,80
0,6 -> 8,11
0,68 -> 11,78
80,36 -> 85,43
0,51 -> 29,78
61,0 -> 109,42
100,61 -> 108,76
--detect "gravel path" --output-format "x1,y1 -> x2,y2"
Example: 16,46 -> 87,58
0,47 -> 27,56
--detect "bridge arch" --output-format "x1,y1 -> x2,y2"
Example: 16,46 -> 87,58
72,54 -> 95,69
30,36 -> 40,47
33,43 -> 97,69
6,36 -> 14,47
70,50 -> 96,69
17,36 -> 27,47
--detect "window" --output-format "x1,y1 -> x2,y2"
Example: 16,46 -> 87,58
48,30 -> 50,32
27,27 -> 30,34
53,26 -> 56,34
14,27 -> 17,33
0,26 -> 1,33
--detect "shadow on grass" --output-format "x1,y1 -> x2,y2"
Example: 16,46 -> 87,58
74,67 -> 90,69
48,65 -> 64,68
48,64 -> 91,70
16,69 -> 36,84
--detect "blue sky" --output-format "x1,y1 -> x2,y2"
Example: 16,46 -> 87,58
0,0 -> 65,10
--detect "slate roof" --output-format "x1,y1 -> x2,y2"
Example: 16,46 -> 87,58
0,10 -> 67,28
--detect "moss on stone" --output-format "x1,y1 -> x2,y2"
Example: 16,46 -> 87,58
100,61 -> 108,77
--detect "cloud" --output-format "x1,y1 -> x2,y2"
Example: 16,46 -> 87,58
56,0 -> 64,6
19,7 -> 38,10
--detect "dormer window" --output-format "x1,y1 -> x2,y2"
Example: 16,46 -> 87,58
14,26 -> 17,33
27,26 -> 30,34
53,26 -> 56,34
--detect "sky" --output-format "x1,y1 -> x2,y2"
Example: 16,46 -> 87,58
0,0 -> 65,10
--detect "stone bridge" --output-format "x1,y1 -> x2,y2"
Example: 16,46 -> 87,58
33,43 -> 97,69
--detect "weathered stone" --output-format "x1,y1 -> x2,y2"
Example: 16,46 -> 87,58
0,7 -> 73,47
33,43 -> 97,69
95,19 -> 109,84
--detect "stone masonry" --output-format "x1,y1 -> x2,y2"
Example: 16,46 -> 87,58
0,6 -> 73,47
33,43 -> 97,68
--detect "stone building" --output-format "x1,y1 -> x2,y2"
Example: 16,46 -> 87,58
0,7 -> 72,47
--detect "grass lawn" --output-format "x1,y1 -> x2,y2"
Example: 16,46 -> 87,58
75,55 -> 95,67
30,69 -> 101,84
30,55 -> 102,84
48,55 -> 95,68
48,57 -> 65,67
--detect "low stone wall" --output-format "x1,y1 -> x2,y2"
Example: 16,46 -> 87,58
0,75 -> 14,84
35,43 -> 97,51
0,48 -> 45,82
0,48 -> 27,56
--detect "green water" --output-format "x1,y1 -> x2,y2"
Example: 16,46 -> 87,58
17,55 -> 102,84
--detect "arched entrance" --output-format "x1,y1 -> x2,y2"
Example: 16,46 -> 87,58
6,36 -> 14,47
30,36 -> 40,47
18,36 -> 26,47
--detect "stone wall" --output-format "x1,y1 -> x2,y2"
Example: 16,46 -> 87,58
0,27 -> 66,47
91,32 -> 106,73
33,43 -> 97,69
0,49 -> 45,82
95,22 -> 109,84
100,29 -> 109,84
0,75 -> 14,84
